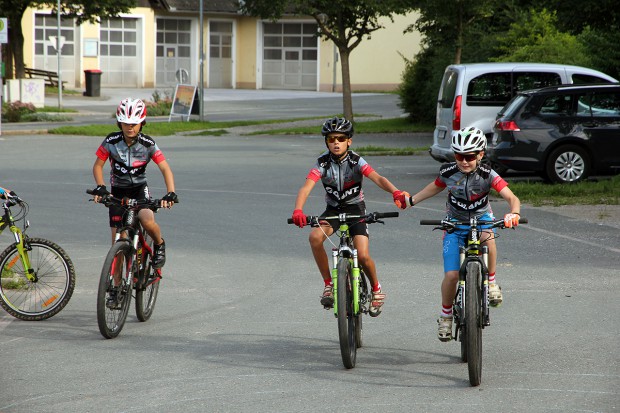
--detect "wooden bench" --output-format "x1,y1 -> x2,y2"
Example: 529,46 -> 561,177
23,67 -> 67,87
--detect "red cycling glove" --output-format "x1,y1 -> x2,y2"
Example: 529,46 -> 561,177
392,190 -> 410,210
292,209 -> 307,228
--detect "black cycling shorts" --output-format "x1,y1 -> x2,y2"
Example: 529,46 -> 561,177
109,184 -> 151,228
320,202 -> 369,238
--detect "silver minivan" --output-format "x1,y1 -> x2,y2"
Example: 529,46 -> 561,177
429,62 -> 618,163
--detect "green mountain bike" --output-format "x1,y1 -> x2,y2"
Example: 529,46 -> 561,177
289,211 -> 398,368
0,195 -> 76,320
421,216 -> 527,386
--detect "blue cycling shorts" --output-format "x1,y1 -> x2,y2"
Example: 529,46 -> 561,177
442,212 -> 495,273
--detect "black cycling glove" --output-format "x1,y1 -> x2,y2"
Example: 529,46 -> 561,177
92,185 -> 110,197
162,192 -> 178,203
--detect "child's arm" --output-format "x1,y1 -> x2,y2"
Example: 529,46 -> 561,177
409,181 -> 445,206
93,158 -> 106,187
498,186 -> 521,216
292,179 -> 316,227
294,179 -> 316,211
366,171 -> 399,193
156,160 -> 176,194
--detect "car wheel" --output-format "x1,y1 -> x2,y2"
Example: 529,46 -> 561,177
545,145 -> 590,183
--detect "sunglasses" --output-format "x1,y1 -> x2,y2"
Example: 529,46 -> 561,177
454,153 -> 479,162
326,136 -> 349,143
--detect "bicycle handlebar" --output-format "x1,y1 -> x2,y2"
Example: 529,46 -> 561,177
86,190 -> 161,210
420,217 -> 528,229
287,211 -> 399,225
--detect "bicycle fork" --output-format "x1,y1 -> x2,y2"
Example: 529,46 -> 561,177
10,228 -> 37,282
331,248 -> 360,317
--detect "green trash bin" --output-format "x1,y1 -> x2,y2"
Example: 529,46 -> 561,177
84,69 -> 102,97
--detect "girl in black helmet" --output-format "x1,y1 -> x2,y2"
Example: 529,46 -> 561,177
291,116 -> 409,316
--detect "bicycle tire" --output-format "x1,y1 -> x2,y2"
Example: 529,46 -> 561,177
0,238 -> 76,321
465,261 -> 483,386
355,269 -> 369,349
135,234 -> 160,322
336,257 -> 356,369
455,290 -> 467,363
97,241 -> 133,339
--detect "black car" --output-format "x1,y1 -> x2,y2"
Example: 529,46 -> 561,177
487,83 -> 620,183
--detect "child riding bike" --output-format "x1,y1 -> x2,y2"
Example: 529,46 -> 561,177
90,98 -> 178,279
395,126 -> 521,341
291,116 -> 409,316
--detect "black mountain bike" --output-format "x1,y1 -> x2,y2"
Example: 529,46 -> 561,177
289,211 -> 398,368
87,191 -> 167,339
421,216 -> 527,386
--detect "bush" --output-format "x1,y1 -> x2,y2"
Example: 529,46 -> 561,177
397,49 -> 451,124
1,101 -> 37,123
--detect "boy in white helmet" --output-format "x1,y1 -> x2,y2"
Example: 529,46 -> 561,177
90,98 -> 177,280
395,126 -> 521,341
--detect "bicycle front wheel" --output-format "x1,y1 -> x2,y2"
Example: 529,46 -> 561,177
336,257 -> 356,369
465,261 -> 483,386
0,238 -> 76,321
135,234 -> 160,322
97,241 -> 133,339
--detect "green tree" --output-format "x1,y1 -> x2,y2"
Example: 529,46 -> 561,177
2,0 -> 135,79
493,8 -> 592,66
239,0 -> 412,121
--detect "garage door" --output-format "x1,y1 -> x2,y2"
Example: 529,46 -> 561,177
262,22 -> 317,90
100,17 -> 142,87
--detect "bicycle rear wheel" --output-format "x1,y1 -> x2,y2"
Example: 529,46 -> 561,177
0,238 -> 76,321
465,261 -> 483,386
355,269 -> 369,349
135,234 -> 160,322
336,257 -> 356,369
97,241 -> 133,339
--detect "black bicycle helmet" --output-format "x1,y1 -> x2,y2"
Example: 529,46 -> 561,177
321,116 -> 354,138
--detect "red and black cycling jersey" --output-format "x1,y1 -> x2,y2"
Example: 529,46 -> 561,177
435,162 -> 509,220
307,150 -> 375,207
96,131 -> 166,188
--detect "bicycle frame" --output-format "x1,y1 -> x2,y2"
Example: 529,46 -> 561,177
113,209 -> 159,289
1,202 -> 36,283
331,218 -> 361,317
454,217 -> 491,341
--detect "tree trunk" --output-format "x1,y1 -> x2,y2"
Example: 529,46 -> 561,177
8,13 -> 26,79
454,2 -> 463,64
339,47 -> 353,121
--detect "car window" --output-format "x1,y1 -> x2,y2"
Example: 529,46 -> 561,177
589,92 -> 620,116
571,73 -> 613,84
576,94 -> 591,116
466,72 -> 511,106
539,94 -> 572,116
513,72 -> 562,93
498,94 -> 529,117
440,70 -> 458,107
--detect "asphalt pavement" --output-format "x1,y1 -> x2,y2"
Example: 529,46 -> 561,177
0,89 -> 617,412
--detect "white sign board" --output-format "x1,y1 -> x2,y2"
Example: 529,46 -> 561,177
0,18 -> 7,44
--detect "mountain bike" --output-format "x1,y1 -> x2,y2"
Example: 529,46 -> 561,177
0,195 -> 76,320
288,211 -> 399,369
87,190 -> 167,339
421,216 -> 527,386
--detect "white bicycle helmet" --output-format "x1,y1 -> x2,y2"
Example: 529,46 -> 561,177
116,98 -> 147,124
451,126 -> 486,153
